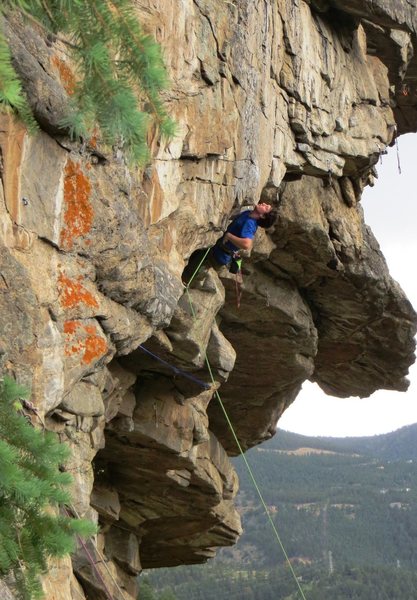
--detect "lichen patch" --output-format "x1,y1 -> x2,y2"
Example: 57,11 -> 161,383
63,320 -> 107,365
58,273 -> 99,309
60,159 -> 93,250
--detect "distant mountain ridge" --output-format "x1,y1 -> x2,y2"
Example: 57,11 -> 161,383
273,423 -> 417,460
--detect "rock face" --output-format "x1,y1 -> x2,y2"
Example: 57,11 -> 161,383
1,0 -> 417,597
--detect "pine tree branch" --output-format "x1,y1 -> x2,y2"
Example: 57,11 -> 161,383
12,6 -> 80,51
39,0 -> 55,27
1,0 -> 175,160
0,377 -> 96,596
107,0 -> 168,122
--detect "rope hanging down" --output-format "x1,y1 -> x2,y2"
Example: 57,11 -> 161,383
234,268 -> 243,309
66,504 -> 131,600
25,405 -> 129,600
204,352 -> 308,600
183,261 -> 309,600
62,505 -> 115,600
394,126 -> 402,175
25,247 -> 307,600
186,246 -> 212,287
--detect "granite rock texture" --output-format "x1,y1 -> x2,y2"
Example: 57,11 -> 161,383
1,1 -> 417,597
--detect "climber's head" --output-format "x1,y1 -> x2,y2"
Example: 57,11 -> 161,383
254,203 -> 278,229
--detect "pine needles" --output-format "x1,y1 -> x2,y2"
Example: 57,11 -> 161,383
0,18 -> 38,132
0,376 -> 97,600
0,0 -> 176,163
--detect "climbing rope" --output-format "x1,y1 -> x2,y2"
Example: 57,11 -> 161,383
62,506 -> 115,600
234,268 -> 243,309
186,246 -> 212,287
137,344 -> 210,390
67,504 -> 131,600
76,534 -> 114,600
25,403 -> 129,600
183,265 -> 308,600
25,326 -> 207,599
394,126 -> 402,175
204,356 -> 308,600
26,242 -> 307,600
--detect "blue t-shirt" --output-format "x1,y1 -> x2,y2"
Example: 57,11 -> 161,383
212,210 -> 258,265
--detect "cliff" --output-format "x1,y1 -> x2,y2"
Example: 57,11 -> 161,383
1,1 -> 417,598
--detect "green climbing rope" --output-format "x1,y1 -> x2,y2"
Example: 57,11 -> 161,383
184,270 -> 308,600
185,246 -> 212,287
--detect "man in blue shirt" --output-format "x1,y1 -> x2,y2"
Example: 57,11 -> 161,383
183,202 -> 277,283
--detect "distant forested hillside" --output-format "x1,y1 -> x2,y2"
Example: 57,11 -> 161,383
142,424 -> 417,600
270,424 -> 417,460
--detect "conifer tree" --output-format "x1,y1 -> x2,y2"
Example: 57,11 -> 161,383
0,20 -> 37,132
0,376 -> 96,600
0,0 -> 175,162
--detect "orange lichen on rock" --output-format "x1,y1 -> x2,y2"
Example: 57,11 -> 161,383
83,325 -> 108,364
58,272 -> 99,309
60,159 -> 93,250
89,138 -> 97,149
63,320 -> 107,365
51,55 -> 76,96
63,320 -> 79,335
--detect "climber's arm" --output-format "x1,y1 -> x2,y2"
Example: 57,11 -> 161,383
223,231 -> 253,250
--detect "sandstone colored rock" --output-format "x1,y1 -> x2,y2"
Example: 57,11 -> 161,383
1,1 -> 417,597
60,380 -> 105,417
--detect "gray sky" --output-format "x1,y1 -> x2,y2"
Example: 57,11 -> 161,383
279,133 -> 417,437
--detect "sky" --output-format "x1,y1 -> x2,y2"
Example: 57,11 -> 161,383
279,133 -> 417,437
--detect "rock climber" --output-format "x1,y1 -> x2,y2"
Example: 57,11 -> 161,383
182,202 -> 278,284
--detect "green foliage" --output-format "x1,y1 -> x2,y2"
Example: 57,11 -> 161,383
294,565 -> 417,600
147,563 -> 417,600
139,577 -> 179,600
0,22 -> 37,132
0,0 -> 175,162
146,426 -> 417,599
159,590 -> 180,600
0,376 -> 97,600
138,578 -> 158,600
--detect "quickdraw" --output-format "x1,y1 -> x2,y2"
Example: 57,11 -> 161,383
234,260 -> 243,309
401,83 -> 410,96
227,252 -> 243,309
